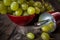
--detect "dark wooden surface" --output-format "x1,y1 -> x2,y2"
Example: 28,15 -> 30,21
0,15 -> 16,40
0,14 -> 60,40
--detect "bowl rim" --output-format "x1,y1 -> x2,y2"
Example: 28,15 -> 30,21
7,14 -> 36,17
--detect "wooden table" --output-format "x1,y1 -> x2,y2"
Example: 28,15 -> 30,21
0,14 -> 60,40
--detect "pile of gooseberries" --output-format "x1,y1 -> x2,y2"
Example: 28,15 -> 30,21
0,0 -> 54,16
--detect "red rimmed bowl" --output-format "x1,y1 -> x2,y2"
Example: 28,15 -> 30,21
7,14 -> 36,26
